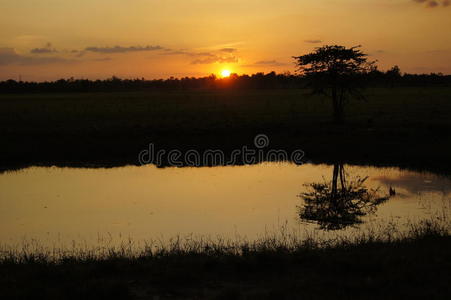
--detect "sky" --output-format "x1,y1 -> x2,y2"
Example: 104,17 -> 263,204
0,0 -> 450,81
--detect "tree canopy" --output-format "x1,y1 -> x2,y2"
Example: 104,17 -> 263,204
294,45 -> 376,122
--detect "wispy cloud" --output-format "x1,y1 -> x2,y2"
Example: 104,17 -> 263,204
219,48 -> 237,53
160,49 -> 190,56
412,0 -> 450,8
162,48 -> 239,64
304,39 -> 323,44
0,48 -> 73,65
368,49 -> 386,56
242,60 -> 288,67
84,45 -> 164,54
30,42 -> 57,54
191,55 -> 238,64
5,43 -> 239,66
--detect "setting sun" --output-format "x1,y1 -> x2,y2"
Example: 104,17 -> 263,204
221,70 -> 231,78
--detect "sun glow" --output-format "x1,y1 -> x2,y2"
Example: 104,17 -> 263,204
221,69 -> 231,78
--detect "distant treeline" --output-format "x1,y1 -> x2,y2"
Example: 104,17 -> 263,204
1,68 -> 451,93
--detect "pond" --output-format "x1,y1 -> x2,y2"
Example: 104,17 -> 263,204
0,163 -> 450,247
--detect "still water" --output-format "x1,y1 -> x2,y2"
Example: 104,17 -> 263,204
0,163 -> 450,246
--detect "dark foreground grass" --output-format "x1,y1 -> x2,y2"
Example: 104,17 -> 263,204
1,220 -> 450,299
1,87 -> 451,173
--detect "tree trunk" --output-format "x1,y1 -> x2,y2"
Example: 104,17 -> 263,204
332,164 -> 339,199
339,165 -> 346,191
332,164 -> 346,201
332,86 -> 343,124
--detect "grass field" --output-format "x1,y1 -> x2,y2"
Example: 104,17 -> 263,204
1,87 -> 451,172
1,219 -> 449,299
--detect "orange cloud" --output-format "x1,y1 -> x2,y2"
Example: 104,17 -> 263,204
412,0 -> 450,7
0,48 -> 73,65
84,45 -> 164,54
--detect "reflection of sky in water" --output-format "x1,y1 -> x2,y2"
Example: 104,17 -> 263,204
372,173 -> 451,196
0,163 -> 449,247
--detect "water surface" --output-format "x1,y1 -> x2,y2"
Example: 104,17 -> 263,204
0,163 -> 449,246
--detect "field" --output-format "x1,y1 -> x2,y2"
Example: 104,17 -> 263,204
1,220 -> 450,299
1,221 -> 449,299
1,87 -> 451,172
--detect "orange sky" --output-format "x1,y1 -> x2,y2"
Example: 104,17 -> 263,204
1,0 -> 450,81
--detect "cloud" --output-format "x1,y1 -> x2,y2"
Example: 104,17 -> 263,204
0,48 -> 73,65
193,52 -> 216,57
161,48 -> 239,64
31,48 -> 55,54
255,60 -> 288,66
191,54 -> 238,64
70,49 -> 87,57
30,42 -> 57,54
304,39 -> 323,44
160,50 -> 190,56
368,49 -> 386,56
219,48 -> 237,53
241,60 -> 289,67
412,0 -> 450,7
84,45 -> 164,54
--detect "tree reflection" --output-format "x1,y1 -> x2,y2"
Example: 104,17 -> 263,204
298,164 -> 389,230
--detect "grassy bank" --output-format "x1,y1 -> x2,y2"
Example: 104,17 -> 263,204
1,87 -> 451,173
0,220 -> 449,299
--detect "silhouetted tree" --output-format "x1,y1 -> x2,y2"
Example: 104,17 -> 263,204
386,65 -> 402,88
298,164 -> 389,230
294,45 -> 376,123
